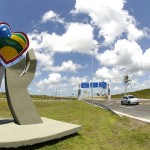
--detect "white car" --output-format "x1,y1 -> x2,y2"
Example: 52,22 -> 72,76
121,95 -> 139,105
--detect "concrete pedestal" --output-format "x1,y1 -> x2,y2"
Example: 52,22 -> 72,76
0,117 -> 82,148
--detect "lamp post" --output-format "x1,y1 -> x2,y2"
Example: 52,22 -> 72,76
78,84 -> 81,100
55,88 -> 57,100
90,43 -> 100,104
91,54 -> 94,104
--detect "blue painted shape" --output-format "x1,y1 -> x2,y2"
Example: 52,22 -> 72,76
0,23 -> 12,38
90,82 -> 98,88
99,82 -> 107,88
81,82 -> 89,88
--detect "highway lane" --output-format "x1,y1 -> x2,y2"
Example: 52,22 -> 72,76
84,99 -> 150,123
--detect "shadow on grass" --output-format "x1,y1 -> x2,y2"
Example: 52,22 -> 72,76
2,133 -> 80,150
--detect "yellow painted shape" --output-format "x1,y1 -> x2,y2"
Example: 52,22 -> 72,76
0,46 -> 18,60
11,35 -> 26,49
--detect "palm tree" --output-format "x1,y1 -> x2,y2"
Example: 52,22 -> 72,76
123,75 -> 132,96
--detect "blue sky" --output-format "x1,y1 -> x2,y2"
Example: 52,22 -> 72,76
0,0 -> 150,96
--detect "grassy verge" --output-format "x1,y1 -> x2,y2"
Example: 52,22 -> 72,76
0,100 -> 150,150
112,88 -> 150,99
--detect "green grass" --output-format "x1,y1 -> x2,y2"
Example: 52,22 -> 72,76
0,100 -> 150,150
0,88 -> 150,100
112,88 -> 150,99
0,92 -> 77,101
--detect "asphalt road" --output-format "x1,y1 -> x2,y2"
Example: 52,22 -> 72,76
84,99 -> 150,123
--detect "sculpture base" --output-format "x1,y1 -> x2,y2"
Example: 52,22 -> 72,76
0,117 -> 82,148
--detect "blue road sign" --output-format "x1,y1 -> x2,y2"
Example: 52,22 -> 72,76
99,82 -> 107,88
81,82 -> 89,88
90,82 -> 99,88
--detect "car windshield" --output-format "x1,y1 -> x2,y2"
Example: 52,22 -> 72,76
128,96 -> 135,99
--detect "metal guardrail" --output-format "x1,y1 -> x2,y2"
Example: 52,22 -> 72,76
83,99 -> 121,117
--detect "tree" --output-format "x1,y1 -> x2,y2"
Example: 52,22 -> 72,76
123,75 -> 132,96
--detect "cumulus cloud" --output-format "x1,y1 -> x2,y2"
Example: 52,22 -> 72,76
127,24 -> 144,41
35,52 -> 54,67
133,71 -> 144,77
68,76 -> 88,91
114,86 -> 120,91
96,39 -> 150,72
27,23 -> 96,73
69,76 -> 88,86
34,52 -> 82,72
41,10 -> 64,24
38,73 -> 62,87
50,60 -> 83,72
27,0 -> 150,95
73,0 -> 145,45
28,23 -> 96,54
95,67 -> 122,80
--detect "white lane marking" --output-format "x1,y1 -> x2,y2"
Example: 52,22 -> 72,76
114,111 -> 150,123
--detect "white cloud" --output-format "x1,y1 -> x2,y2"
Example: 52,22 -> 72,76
73,0 -> 146,45
34,53 -> 82,72
27,0 -> 150,95
140,48 -> 150,71
127,24 -> 144,41
41,10 -> 64,24
69,76 -> 88,86
35,52 -> 54,67
95,67 -> 122,80
96,39 -> 150,72
50,60 -> 82,72
134,71 -> 144,77
96,50 -> 118,66
34,51 -> 54,72
37,73 -> 61,87
114,87 -> 120,91
28,24 -> 93,72
73,0 -> 128,44
28,23 -> 97,54
35,70 -> 42,76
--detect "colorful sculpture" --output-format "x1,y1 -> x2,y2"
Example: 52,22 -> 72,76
0,22 -> 81,148
0,22 -> 29,67
0,22 -> 42,125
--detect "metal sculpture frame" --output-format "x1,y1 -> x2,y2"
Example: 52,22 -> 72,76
5,49 -> 42,125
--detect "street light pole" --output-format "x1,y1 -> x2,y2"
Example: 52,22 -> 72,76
91,53 -> 94,104
55,88 -> 57,100
90,43 -> 100,104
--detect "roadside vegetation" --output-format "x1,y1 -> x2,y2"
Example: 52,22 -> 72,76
0,100 -> 149,150
111,88 -> 150,99
0,88 -> 150,100
0,92 -> 77,100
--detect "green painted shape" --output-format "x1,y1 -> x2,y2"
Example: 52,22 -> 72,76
13,33 -> 27,43
0,38 -> 23,52
5,49 -> 43,125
